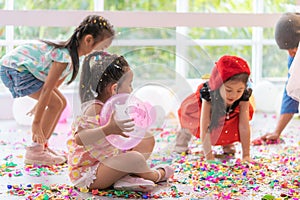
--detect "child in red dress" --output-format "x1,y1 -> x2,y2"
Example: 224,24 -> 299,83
175,55 -> 254,161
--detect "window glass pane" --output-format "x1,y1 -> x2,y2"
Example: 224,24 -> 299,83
202,45 -> 252,72
189,0 -> 296,13
111,27 -> 176,82
189,0 -> 253,13
105,0 -> 176,11
0,26 -> 5,40
186,46 -> 214,78
263,27 -> 275,39
189,27 -> 252,39
0,31 -> 8,93
109,46 -> 176,83
0,46 -> 6,58
262,45 -> 288,78
263,0 -> 296,13
109,45 -> 236,81
14,0 -> 93,10
116,28 -> 176,40
0,25 -> 6,68
263,26 -> 290,79
14,26 -> 74,40
0,0 -> 5,9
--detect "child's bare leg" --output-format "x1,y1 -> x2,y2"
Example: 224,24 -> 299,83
101,151 -> 152,174
25,89 -> 67,165
29,88 -> 66,140
42,88 -> 66,139
89,151 -> 165,189
132,132 -> 155,160
89,163 -> 128,189
174,128 -> 192,153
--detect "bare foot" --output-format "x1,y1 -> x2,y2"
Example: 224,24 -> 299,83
242,156 -> 253,163
222,144 -> 236,154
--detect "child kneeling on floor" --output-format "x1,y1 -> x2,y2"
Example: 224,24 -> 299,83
67,51 -> 174,192
174,55 -> 254,162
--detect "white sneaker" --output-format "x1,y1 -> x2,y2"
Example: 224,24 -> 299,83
174,128 -> 192,153
114,175 -> 155,192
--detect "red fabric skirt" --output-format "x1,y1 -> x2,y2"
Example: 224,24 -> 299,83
178,83 -> 254,146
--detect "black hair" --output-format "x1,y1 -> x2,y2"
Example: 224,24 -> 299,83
41,15 -> 115,84
209,73 -> 249,130
79,51 -> 129,103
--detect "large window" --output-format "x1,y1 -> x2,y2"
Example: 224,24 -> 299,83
0,0 -> 298,93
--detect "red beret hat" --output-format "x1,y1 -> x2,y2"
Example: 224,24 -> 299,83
208,55 -> 251,91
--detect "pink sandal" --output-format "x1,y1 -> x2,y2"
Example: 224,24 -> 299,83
114,175 -> 155,192
155,165 -> 174,183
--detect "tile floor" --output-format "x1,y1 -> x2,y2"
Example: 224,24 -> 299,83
0,111 -> 300,199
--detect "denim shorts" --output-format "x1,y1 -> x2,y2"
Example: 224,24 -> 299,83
281,84 -> 299,114
0,66 -> 44,98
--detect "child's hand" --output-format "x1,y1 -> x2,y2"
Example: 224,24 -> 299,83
115,118 -> 135,137
106,111 -> 134,137
252,133 -> 284,146
31,122 -> 46,144
27,104 -> 37,117
261,132 -> 280,141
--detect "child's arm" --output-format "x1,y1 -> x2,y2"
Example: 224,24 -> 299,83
56,77 -> 66,88
75,104 -> 134,146
200,100 -> 214,160
238,101 -> 251,161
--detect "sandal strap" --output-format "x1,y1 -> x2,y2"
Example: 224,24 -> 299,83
155,169 -> 162,183
154,165 -> 175,183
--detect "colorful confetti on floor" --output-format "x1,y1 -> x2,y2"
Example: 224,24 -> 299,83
0,112 -> 300,199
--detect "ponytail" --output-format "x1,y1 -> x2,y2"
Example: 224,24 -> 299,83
79,52 -> 100,103
41,15 -> 115,85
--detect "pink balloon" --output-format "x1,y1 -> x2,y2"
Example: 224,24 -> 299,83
58,98 -> 71,123
143,101 -> 156,127
100,93 -> 154,150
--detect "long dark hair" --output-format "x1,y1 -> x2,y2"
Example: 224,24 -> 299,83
209,73 -> 249,130
41,15 -> 115,84
79,51 -> 129,103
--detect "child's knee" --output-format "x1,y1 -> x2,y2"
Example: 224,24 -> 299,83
48,95 -> 66,111
145,134 -> 155,147
60,95 -> 67,109
127,151 -> 146,162
140,134 -> 155,151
